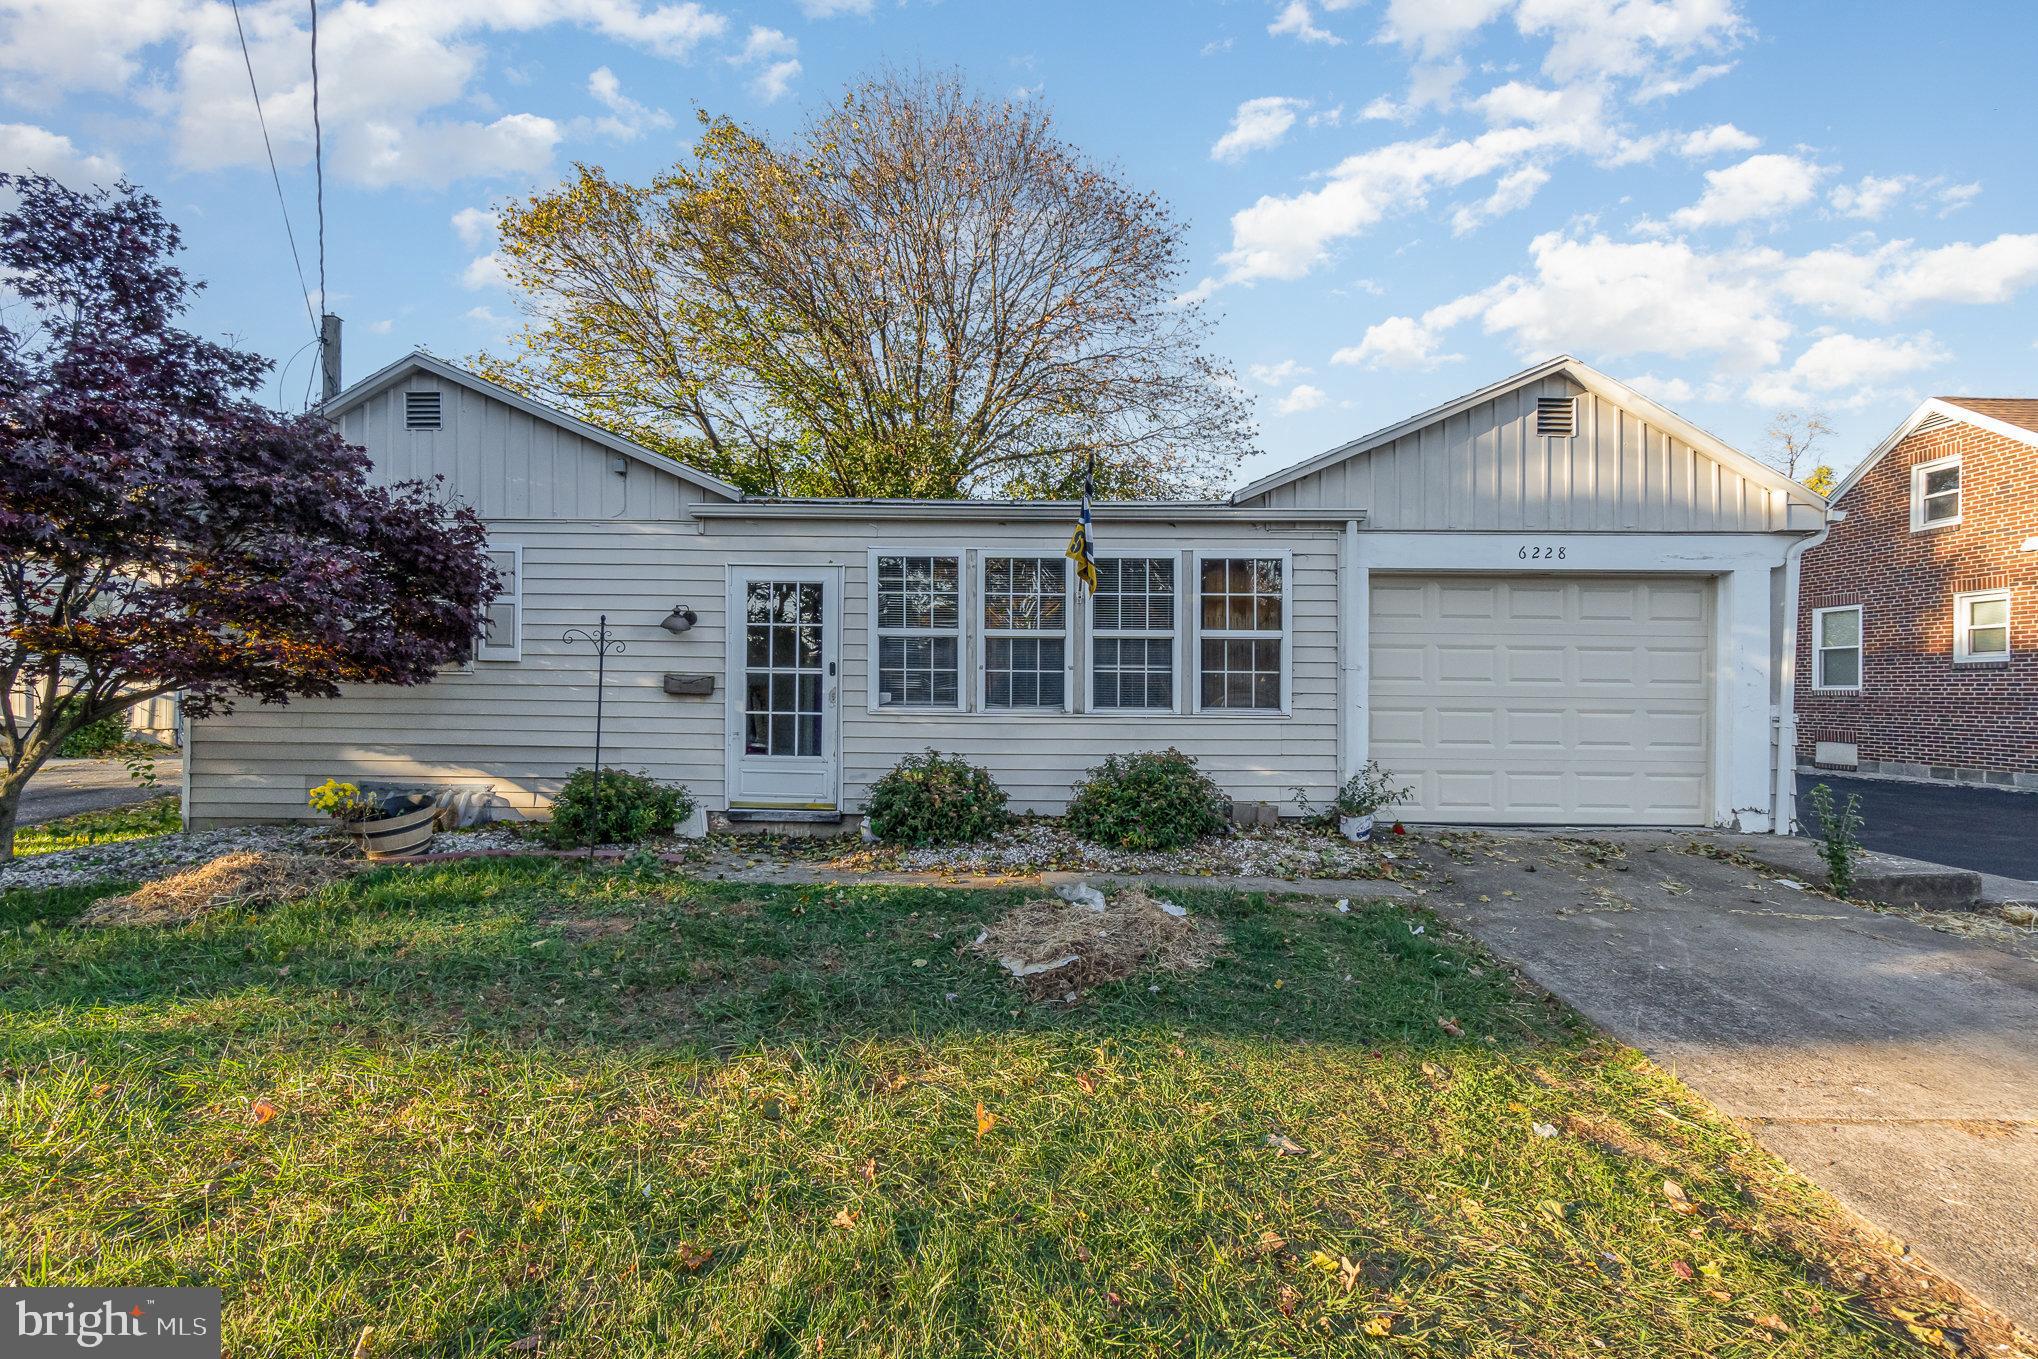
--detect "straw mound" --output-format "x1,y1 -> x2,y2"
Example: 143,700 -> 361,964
76,851 -> 355,927
970,887 -> 1225,1000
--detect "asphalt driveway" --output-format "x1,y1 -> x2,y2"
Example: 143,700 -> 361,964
1417,829 -> 2038,1334
19,756 -> 180,826
1797,772 -> 2038,883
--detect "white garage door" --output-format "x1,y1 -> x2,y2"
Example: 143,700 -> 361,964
1369,575 -> 1712,825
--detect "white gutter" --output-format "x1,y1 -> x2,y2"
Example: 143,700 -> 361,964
689,499 -> 1368,524
1774,510 -> 1841,834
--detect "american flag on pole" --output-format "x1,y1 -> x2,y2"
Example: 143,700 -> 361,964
1065,455 -> 1099,592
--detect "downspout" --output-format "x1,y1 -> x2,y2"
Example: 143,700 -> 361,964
1774,508 -> 1840,833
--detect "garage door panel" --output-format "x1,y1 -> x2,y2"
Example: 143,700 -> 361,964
1370,574 -> 1711,825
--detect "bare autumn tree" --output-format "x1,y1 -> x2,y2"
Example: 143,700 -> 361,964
477,71 -> 1254,499
1762,407 -> 1837,496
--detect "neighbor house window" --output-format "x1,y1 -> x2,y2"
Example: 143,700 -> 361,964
981,556 -> 1068,710
1195,554 -> 1287,712
1954,589 -> 2011,664
1811,605 -> 1861,691
1091,557 -> 1177,711
474,543 -> 522,662
1910,455 -> 1961,530
873,553 -> 962,708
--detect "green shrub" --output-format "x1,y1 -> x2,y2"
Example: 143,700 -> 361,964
865,750 -> 1009,847
56,699 -> 128,758
1805,782 -> 1864,897
539,767 -> 693,848
1065,747 -> 1230,851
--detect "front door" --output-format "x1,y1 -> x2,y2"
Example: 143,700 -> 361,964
725,567 -> 840,808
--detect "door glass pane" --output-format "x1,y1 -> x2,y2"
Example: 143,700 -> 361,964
743,577 -> 826,759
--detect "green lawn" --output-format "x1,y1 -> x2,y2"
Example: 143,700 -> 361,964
14,793 -> 181,856
0,860 -> 1943,1357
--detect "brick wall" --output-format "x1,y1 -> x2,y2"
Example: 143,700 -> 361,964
1795,418 -> 2038,784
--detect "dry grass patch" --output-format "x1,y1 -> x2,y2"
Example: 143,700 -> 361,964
74,850 -> 354,927
970,886 -> 1225,1000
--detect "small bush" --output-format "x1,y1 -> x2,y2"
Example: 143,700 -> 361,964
57,700 -> 128,758
1065,747 -> 1230,851
1805,782 -> 1864,897
540,767 -> 693,848
865,750 -> 1009,847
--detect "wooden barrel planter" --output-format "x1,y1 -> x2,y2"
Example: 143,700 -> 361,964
349,793 -> 439,858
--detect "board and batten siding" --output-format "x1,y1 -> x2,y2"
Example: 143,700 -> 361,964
340,373 -> 723,520
186,516 -> 1343,824
1239,374 -> 1807,533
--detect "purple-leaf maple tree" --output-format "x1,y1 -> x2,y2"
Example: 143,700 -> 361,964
0,174 -> 494,860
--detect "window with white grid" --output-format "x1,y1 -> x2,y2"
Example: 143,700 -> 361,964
1196,555 -> 1286,712
1091,557 -> 1176,710
873,554 -> 962,708
982,556 -> 1067,710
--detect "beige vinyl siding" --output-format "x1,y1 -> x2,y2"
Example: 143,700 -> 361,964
187,517 -> 1343,824
1240,374 -> 1797,532
340,376 -> 721,520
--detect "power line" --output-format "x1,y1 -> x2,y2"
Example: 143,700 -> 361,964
227,0 -> 318,343
309,0 -> 326,323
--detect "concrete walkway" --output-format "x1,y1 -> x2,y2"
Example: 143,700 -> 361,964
20,756 -> 180,826
1413,829 -> 2038,1334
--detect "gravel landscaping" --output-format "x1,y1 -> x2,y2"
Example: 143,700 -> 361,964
0,822 -> 330,894
828,820 -> 1420,881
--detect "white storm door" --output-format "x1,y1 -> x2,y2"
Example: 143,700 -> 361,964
726,568 -> 841,808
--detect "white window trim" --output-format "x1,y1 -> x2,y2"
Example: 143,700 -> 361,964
1909,454 -> 1962,532
974,552 -> 1075,714
1085,552 -> 1184,715
1190,548 -> 1294,717
1953,588 -> 2012,664
1810,604 -> 1862,692
474,542 -> 522,662
865,547 -> 969,714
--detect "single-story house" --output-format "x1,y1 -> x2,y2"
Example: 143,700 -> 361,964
184,351 -> 1829,832
1797,396 -> 2038,789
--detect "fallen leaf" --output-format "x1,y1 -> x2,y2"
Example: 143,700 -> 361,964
251,1099 -> 279,1125
1074,1072 -> 1098,1095
831,1207 -> 859,1230
976,1101 -> 997,1139
1752,1314 -> 1791,1335
508,1337 -> 543,1352
1106,1289 -> 1126,1309
1704,1289 -> 1732,1303
1437,1017 -> 1463,1037
1337,1256 -> 1363,1294
454,1228 -> 478,1244
1276,1284 -> 1300,1317
90,1083 -> 111,1099
1255,1229 -> 1287,1255
1363,1316 -> 1393,1337
1264,1132 -> 1308,1156
674,1242 -> 713,1272
859,1157 -> 876,1184
1670,1260 -> 1695,1281
1663,1180 -> 1699,1214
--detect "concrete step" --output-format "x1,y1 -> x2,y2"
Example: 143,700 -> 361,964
1727,835 -> 1984,909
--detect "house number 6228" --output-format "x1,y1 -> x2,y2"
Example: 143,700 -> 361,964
1517,545 -> 1567,560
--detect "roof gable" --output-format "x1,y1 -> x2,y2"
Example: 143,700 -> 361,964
322,350 -> 744,502
1827,397 -> 2038,506
1232,356 -> 1826,531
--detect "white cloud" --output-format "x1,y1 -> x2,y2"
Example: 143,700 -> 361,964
365,318 -> 395,335
1634,60 -> 1733,101
798,0 -> 871,14
451,206 -> 496,250
1450,163 -> 1550,234
1747,332 -> 1950,408
1937,181 -> 1981,216
1376,0 -> 1512,57
1517,0 -> 1749,87
1677,122 -> 1758,158
1211,96 -> 1308,163
1828,174 -> 1910,220
1666,152 -> 1823,229
0,0 -> 728,189
586,66 -> 674,140
0,122 -> 120,184
1248,358 -> 1312,386
728,25 -> 800,102
1306,103 -> 1345,128
1201,36 -> 1235,56
1268,1 -> 1344,45
1623,372 -> 1697,404
1332,313 -> 1464,369
1275,383 -> 1329,414
461,251 -> 512,291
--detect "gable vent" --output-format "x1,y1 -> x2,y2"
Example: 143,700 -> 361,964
1536,396 -> 1576,438
405,390 -> 443,430
1912,411 -> 1955,437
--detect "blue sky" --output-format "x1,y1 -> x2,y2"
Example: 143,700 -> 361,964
4,0 -> 2034,487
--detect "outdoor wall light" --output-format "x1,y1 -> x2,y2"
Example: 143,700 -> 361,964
660,604 -> 699,635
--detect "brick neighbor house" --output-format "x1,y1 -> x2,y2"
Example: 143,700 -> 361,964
1796,397 -> 2038,791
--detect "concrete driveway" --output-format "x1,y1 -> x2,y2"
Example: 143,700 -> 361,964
1797,772 -> 2038,883
1416,829 -> 2038,1334
19,756 -> 180,826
